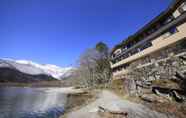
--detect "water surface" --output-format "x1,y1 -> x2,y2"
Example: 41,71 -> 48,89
0,87 -> 67,118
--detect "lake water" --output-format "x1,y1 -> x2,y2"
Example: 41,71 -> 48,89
0,87 -> 67,118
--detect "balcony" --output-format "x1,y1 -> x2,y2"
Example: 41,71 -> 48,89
111,12 -> 186,64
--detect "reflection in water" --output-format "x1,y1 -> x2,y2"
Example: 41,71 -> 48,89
0,87 -> 67,118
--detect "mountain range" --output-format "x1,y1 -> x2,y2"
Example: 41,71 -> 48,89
0,59 -> 74,83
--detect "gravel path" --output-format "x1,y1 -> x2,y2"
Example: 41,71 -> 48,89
65,90 -> 174,118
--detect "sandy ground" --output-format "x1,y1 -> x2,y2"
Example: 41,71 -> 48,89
64,90 -> 175,118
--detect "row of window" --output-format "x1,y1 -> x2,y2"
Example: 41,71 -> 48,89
119,17 -> 175,54
112,18 -> 180,63
111,42 -> 152,64
112,16 -> 175,58
112,38 -> 186,74
112,63 -> 130,73
111,2 -> 186,65
112,2 -> 186,60
112,25 -> 178,64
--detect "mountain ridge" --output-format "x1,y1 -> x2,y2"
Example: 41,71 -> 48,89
0,59 -> 75,82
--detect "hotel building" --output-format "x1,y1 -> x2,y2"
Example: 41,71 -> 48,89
110,0 -> 186,80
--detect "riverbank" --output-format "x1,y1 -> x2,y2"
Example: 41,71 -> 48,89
0,80 -> 68,87
64,89 -> 98,113
61,90 -> 175,118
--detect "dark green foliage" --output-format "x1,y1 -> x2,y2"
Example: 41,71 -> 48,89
95,42 -> 111,84
95,42 -> 109,55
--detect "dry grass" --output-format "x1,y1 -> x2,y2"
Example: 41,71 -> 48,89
124,94 -> 186,118
61,89 -> 99,118
110,79 -> 126,96
147,101 -> 186,118
151,79 -> 180,89
110,79 -> 186,118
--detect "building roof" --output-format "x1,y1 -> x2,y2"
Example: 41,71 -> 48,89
111,0 -> 185,54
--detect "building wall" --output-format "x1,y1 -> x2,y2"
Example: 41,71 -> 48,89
111,22 -> 186,69
112,22 -> 186,79
111,1 -> 186,80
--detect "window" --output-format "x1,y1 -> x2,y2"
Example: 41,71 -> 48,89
169,27 -> 178,34
111,60 -> 116,64
140,42 -> 152,51
130,49 -> 138,55
112,54 -> 116,58
162,32 -> 172,39
128,53 -> 131,56
122,47 -> 127,52
114,49 -> 122,56
137,48 -> 141,52
163,17 -> 173,25
178,2 -> 186,13
126,44 -> 131,49
144,42 -> 152,49
156,23 -> 161,29
162,27 -> 178,39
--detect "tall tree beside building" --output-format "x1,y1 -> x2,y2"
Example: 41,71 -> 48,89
95,42 -> 111,84
77,42 -> 111,88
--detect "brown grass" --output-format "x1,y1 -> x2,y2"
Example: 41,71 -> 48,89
61,89 -> 99,118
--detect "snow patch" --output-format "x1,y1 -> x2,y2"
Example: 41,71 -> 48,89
0,59 -> 74,80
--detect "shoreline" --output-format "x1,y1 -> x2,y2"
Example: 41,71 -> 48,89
62,89 -> 98,117
0,81 -> 67,88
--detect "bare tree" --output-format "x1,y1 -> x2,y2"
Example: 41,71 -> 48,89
77,48 -> 98,87
76,42 -> 111,88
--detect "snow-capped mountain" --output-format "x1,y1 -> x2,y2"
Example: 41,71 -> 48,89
14,60 -> 74,79
0,59 -> 74,80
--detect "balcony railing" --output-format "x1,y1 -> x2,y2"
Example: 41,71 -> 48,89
111,12 -> 186,64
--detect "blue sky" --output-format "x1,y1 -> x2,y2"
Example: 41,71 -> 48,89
0,0 -> 172,67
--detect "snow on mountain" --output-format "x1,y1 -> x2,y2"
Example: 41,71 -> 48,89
0,59 -> 74,80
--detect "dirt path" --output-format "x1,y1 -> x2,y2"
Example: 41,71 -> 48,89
64,90 -> 175,118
